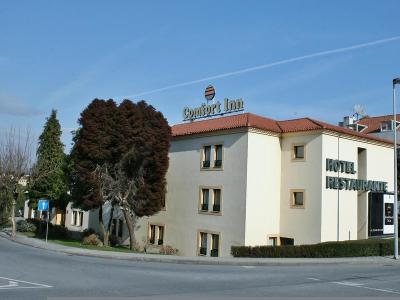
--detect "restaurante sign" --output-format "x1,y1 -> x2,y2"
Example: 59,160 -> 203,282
325,158 -> 388,192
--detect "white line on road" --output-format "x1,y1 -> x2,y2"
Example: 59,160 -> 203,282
306,278 -> 321,281
332,281 -> 400,295
0,277 -> 52,289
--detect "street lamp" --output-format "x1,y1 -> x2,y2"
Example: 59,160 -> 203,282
392,78 -> 400,260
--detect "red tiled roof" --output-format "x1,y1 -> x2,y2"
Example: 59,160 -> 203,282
171,113 -> 393,145
172,113 -> 281,136
357,114 -> 400,134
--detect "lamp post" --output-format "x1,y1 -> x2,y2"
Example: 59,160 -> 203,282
393,78 -> 400,260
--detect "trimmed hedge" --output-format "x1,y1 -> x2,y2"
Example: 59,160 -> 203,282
231,239 -> 397,258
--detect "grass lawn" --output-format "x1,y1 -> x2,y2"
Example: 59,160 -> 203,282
19,232 -> 136,253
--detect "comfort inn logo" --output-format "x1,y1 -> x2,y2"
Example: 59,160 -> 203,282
182,85 -> 245,121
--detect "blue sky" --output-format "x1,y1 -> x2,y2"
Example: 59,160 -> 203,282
1,1 -> 400,152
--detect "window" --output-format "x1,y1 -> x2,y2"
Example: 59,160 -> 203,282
291,190 -> 305,208
212,189 -> 221,213
269,237 -> 278,246
200,189 -> 209,211
199,232 -> 207,256
71,211 -> 77,225
158,226 -> 164,245
293,145 -> 305,160
149,225 -> 156,244
79,212 -> 83,227
199,187 -> 222,214
71,210 -> 83,227
280,237 -> 294,245
214,145 -> 223,168
148,224 -> 164,245
198,231 -> 220,257
202,146 -> 211,168
211,234 -> 219,257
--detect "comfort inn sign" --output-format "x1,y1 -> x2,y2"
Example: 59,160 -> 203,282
183,85 -> 245,121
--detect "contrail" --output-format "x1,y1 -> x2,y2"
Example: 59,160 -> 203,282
121,36 -> 400,98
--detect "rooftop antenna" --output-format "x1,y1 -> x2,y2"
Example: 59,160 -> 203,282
353,104 -> 366,121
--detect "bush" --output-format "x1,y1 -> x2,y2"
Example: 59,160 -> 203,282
159,245 -> 178,255
82,234 -> 103,247
16,219 -> 37,232
231,239 -> 396,258
48,225 -> 70,239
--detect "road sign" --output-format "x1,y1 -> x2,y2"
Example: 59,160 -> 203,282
38,199 -> 49,211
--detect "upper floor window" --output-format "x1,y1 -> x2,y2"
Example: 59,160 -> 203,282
213,189 -> 221,213
200,189 -> 209,211
214,145 -> 223,168
202,146 -> 211,168
291,190 -> 305,208
201,144 -> 224,169
292,144 -> 305,161
199,187 -> 222,214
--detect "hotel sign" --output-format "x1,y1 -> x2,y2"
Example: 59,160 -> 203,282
183,85 -> 244,121
325,158 -> 388,192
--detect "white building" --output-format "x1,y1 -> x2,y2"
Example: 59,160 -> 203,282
134,112 -> 395,257
26,112 -> 395,257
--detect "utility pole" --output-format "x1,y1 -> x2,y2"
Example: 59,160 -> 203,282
11,187 -> 18,240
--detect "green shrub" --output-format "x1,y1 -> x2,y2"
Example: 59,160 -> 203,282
48,225 -> 70,239
231,239 -> 396,258
16,219 -> 37,232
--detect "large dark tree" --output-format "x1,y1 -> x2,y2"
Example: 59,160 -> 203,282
117,100 -> 170,249
71,99 -> 124,245
30,110 -> 65,208
72,98 -> 170,249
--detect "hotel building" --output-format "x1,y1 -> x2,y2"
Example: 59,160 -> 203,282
26,112 -> 395,257
133,112 -> 395,257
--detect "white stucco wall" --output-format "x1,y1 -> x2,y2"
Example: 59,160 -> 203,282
321,133 -> 394,242
244,131 -> 281,246
135,131 -> 249,257
279,133 -> 323,245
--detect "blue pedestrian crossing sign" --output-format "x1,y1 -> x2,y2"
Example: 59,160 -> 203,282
38,199 -> 49,211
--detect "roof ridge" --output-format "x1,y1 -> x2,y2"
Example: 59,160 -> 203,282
305,117 -> 325,129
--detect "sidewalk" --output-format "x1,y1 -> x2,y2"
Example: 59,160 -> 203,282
1,230 -> 399,266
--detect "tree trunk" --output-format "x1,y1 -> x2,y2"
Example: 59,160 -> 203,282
11,199 -> 16,239
98,205 -> 108,246
122,208 -> 135,250
106,204 -> 115,242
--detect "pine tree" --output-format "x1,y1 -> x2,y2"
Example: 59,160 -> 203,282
30,110 -> 65,207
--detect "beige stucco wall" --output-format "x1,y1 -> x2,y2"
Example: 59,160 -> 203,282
279,133 -> 323,245
245,130 -> 281,246
135,131 -> 249,257
321,133 -> 394,242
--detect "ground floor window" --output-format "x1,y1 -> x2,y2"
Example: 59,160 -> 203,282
269,236 -> 278,246
71,210 -> 83,227
148,224 -> 165,245
198,231 -> 220,257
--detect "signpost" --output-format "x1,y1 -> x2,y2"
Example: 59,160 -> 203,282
37,199 -> 49,243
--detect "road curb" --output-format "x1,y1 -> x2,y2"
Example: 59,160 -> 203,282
1,231 -> 399,266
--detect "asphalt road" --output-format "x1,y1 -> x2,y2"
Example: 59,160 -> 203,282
1,237 -> 400,299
